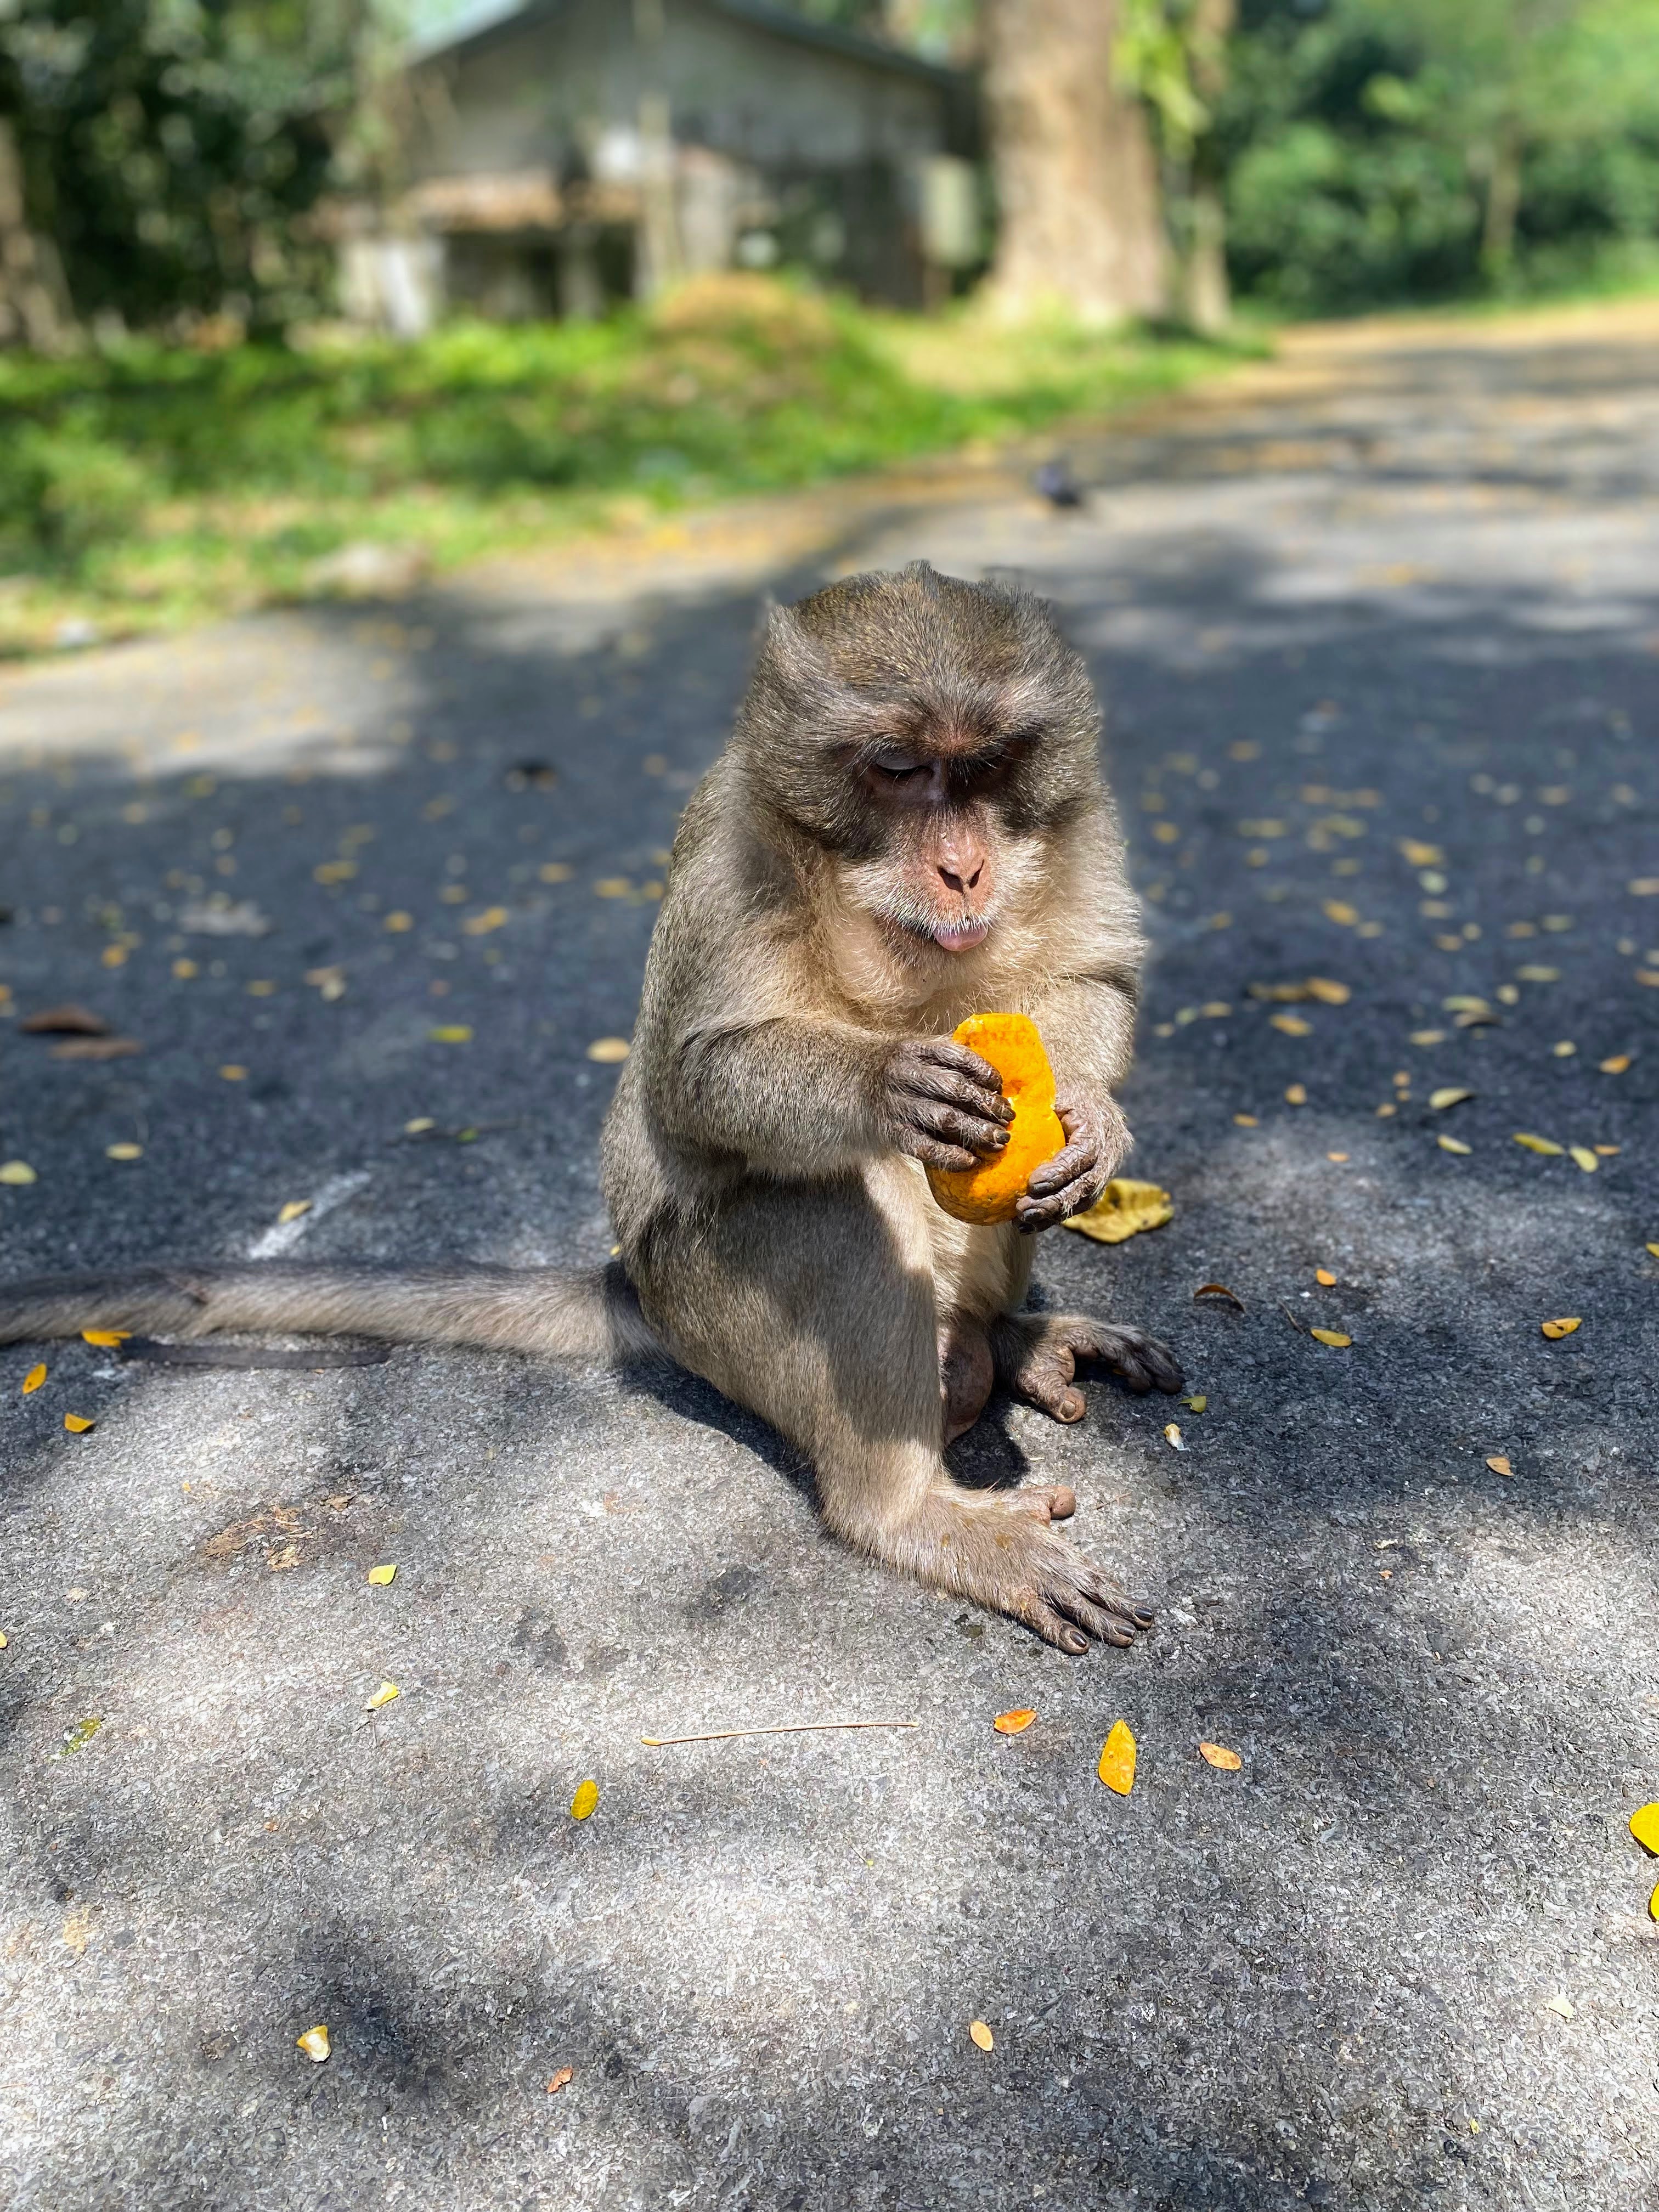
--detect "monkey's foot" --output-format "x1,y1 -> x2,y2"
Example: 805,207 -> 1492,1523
993,1311 -> 1183,1423
931,1494 -> 1150,1652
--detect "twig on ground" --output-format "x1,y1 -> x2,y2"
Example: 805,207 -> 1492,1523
640,1718 -> 917,1747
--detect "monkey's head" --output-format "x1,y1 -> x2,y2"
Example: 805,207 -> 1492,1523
736,563 -> 1103,958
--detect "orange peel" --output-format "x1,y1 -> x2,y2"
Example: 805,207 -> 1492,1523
925,1013 -> 1065,1226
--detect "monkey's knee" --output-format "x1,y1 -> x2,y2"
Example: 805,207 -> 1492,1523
939,1317 -> 994,1446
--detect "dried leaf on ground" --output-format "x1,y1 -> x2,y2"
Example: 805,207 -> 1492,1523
365,1679 -> 400,1709
1628,1803 -> 1659,1853
1063,1178 -> 1173,1244
1399,840 -> 1444,867
1097,1720 -> 1137,1796
1600,1054 -> 1632,1073
1284,1083 -> 1307,1105
1429,1088 -> 1474,1111
1485,1455 -> 1514,1477
63,1412 -> 95,1432
586,1037 -> 631,1063
1409,1029 -> 1445,1046
1316,1268 -> 1336,1286
104,1142 -> 143,1161
22,1363 -> 46,1395
1164,1423 -> 1186,1451
1305,977 -> 1351,1005
53,1038 -> 142,1062
1438,1135 -> 1472,1155
1542,1994 -> 1575,2021
1540,1317 -> 1582,1340
1516,966 -> 1560,983
1310,1328 -> 1351,1348
52,1717 -> 103,1758
1322,900 -> 1359,926
1568,1147 -> 1599,1174
547,2067 -> 574,2094
969,2019 -> 994,2052
1648,1243 -> 1659,1260
1514,1133 -> 1564,1156
428,1026 -> 472,1044
366,1564 -> 397,1586
0,1632 -> 7,1649
278,1200 -> 312,1224
571,1778 -> 599,1820
81,1329 -> 129,1347
1194,1282 -> 1244,1310
0,1160 -> 37,1185
1233,1113 -> 1259,1127
1199,1741 -> 1242,1770
296,2025 -> 331,2062
20,1004 -> 108,1035
1270,1013 -> 1312,1036
1184,1392 -> 1207,1411
993,1708 -> 1037,1735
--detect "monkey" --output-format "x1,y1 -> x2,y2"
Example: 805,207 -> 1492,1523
0,563 -> 1181,1653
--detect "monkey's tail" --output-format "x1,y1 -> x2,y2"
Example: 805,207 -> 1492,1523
0,1260 -> 661,1365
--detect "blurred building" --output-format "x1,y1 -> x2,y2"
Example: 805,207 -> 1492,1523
338,0 -> 980,331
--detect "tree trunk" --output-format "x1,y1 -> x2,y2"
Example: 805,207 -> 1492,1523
0,117 -> 74,352
1181,0 -> 1235,334
1480,126 -> 1522,282
981,0 -> 1167,324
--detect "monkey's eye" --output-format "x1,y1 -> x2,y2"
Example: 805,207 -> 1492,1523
868,748 -> 926,781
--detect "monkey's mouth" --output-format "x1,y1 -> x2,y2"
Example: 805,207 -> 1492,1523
930,918 -> 991,952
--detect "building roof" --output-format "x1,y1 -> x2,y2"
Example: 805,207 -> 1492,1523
407,0 -> 962,87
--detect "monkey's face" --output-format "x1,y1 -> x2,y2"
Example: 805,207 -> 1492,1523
843,730 -> 1032,955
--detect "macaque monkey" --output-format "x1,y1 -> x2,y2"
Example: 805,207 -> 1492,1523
0,565 -> 1180,1651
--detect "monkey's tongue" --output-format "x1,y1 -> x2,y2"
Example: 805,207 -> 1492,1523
932,919 -> 990,951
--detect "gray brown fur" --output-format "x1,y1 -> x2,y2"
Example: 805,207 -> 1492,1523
0,565 -> 1179,1652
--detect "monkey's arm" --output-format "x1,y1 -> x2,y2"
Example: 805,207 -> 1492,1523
1016,970 -> 1139,1231
656,1016 -> 1012,1181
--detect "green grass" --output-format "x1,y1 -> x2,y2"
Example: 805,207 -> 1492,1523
0,274 -> 1254,658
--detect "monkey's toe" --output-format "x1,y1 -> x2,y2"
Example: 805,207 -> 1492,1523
1013,1483 -> 1076,1522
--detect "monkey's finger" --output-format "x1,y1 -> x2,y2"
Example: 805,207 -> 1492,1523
1076,1570 -> 1156,1630
911,1101 -> 1011,1154
1024,1141 -> 1098,1198
899,1060 -> 1015,1120
1014,1596 -> 1092,1656
1052,1588 -> 1136,1647
917,1041 -> 1005,1093
906,1136 -> 983,1172
1013,1175 -> 1098,1233
1069,1324 -> 1184,1396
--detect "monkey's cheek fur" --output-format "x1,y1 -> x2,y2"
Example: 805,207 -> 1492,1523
926,1012 -> 1066,1226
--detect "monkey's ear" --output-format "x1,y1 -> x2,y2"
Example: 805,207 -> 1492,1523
754,595 -> 827,689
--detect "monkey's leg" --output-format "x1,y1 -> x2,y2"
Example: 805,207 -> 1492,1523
635,1164 -> 1147,1652
991,1311 -> 1184,1424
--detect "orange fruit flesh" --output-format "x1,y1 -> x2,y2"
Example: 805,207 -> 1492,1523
924,1012 -> 1066,1225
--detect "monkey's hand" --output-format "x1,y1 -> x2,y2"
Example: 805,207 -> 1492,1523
1014,1090 -> 1126,1233
882,1037 -> 1013,1171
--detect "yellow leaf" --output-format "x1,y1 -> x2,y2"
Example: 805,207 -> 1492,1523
0,1631 -> 8,1649
1639,969 -> 1659,988
1409,1029 -> 1445,1046
1315,1268 -> 1336,1287
1326,1151 -> 1350,1163
1650,1881 -> 1658,1924
278,1199 -> 312,1224
1193,1282 -> 1244,1309
1270,1013 -> 1312,1036
0,1160 -> 38,1184
1513,1133 -> 1564,1156
1630,1803 -> 1659,1853
1309,1329 -> 1351,1348
63,1412 -> 95,1433
296,2025 -> 331,2062
1398,839 -> 1444,867
22,1363 -> 45,1395
366,1563 -> 397,1586
571,1778 -> 599,1820
383,910 -> 414,932
992,1708 -> 1036,1735
1567,1146 -> 1598,1174
1304,978 -> 1351,1005
1198,1741 -> 1242,1770
594,876 -> 633,896
365,1679 -> 399,1709
1516,966 -> 1560,983
1553,1041 -> 1577,1058
313,860 -> 357,884
546,2066 -> 574,2094
1064,1178 -> 1173,1244
586,1037 -> 631,1063
1648,1243 -> 1659,1260
1540,1317 -> 1581,1340
539,862 -> 573,884
1429,1088 -> 1474,1110
1630,877 -> 1659,895
1542,1994 -> 1574,2021
105,1142 -> 143,1161
428,1025 -> 472,1043
1485,1455 -> 1514,1478
1163,1423 -> 1185,1451
461,906 -> 509,936
1233,1113 -> 1259,1127
404,1118 -> 435,1135
1437,1135 -> 1472,1155
1600,1054 -> 1632,1073
1322,900 -> 1359,926
218,1064 -> 247,1082
81,1329 -> 129,1347
969,2019 -> 994,2052
1284,1084 -> 1307,1105
1184,1394 -> 1207,1412
1097,1719 -> 1136,1796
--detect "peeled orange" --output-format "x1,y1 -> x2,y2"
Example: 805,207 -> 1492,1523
926,1013 -> 1065,1226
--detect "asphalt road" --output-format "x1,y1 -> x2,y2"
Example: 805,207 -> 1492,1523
2,302 -> 1657,2212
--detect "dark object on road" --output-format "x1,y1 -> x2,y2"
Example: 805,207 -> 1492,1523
505,760 -> 557,791
0,566 -> 1180,1657
49,1037 -> 142,1062
115,1337 -> 390,1369
21,1003 -> 110,1034
1034,460 -> 1086,509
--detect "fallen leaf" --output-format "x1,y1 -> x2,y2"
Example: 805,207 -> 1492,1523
1437,1135 -> 1472,1155
22,1364 -> 46,1393
586,1037 -> 631,1063
1322,900 -> 1359,926
296,2025 -> 331,2063
546,2066 -> 574,2094
64,1412 -> 95,1433
0,1160 -> 38,1184
1316,1268 -> 1336,1286
461,906 -> 509,936
1326,1151 -> 1350,1163
1409,1029 -> 1446,1046
1486,1454 -> 1514,1477
52,1037 -> 141,1062
1648,1243 -> 1659,1260
1650,1881 -> 1658,1923
1553,1041 -> 1577,1058
104,1142 -> 143,1161
1184,1393 -> 1207,1412
1629,877 -> 1659,895
1097,1719 -> 1136,1796
1600,1054 -> 1632,1073
993,1708 -> 1037,1735
1516,965 -> 1560,983
1306,977 -> 1352,1006
1270,1013 -> 1312,1036
1164,1423 -> 1186,1451
1638,970 -> 1659,988
404,1118 -> 435,1135
1399,839 -> 1444,867
278,1199 -> 312,1224
1309,1329 -> 1351,1348
428,1026 -> 472,1044
218,1064 -> 247,1082
1540,1317 -> 1582,1340
1630,1803 -> 1659,1852
1193,1282 -> 1244,1310
969,2019 -> 994,2052
539,862 -> 573,884
1284,1083 -> 1307,1105
1542,1994 -> 1574,2022
1233,1113 -> 1259,1127
384,910 -> 414,933
365,1679 -> 400,1709
1064,1178 -> 1173,1244
20,1003 -> 109,1035
81,1329 -> 129,1347
571,1778 -> 599,1820
1429,1087 -> 1474,1111
1567,1146 -> 1599,1174
1513,1133 -> 1564,1156
52,1716 -> 103,1758
1198,1741 -> 1242,1770
0,1632 -> 7,1649
366,1563 -> 397,1586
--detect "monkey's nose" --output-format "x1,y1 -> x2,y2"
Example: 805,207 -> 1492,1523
938,859 -> 983,894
